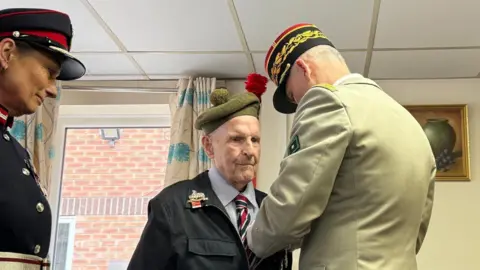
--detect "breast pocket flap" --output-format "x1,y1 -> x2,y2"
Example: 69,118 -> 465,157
188,238 -> 237,257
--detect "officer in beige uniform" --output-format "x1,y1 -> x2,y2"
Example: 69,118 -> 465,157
246,23 -> 436,270
0,8 -> 85,269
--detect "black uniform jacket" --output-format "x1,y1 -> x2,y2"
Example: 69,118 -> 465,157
128,171 -> 292,270
0,114 -> 52,258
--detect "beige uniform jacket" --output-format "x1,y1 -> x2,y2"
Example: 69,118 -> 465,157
248,75 -> 436,270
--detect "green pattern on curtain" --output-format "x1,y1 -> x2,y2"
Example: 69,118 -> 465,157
9,82 -> 61,196
165,77 -> 216,186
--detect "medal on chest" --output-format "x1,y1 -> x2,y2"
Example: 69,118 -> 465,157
187,190 -> 208,209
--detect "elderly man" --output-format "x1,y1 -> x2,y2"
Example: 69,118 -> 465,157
247,23 -> 436,270
128,76 -> 292,270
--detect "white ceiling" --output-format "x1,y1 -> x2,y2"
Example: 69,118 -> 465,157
3,0 -> 480,81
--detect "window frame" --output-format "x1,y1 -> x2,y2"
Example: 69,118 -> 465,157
48,104 -> 172,260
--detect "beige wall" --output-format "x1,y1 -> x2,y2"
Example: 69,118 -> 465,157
61,78 -> 479,270
378,79 -> 479,270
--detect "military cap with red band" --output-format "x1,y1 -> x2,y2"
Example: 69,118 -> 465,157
0,8 -> 86,81
264,23 -> 335,114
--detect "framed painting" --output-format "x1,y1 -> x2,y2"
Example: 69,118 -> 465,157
404,104 -> 470,181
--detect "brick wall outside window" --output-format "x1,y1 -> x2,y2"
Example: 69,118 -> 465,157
59,128 -> 170,269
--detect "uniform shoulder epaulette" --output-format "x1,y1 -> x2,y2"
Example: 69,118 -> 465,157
313,83 -> 337,92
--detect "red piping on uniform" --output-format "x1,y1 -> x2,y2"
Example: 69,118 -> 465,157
0,30 -> 68,49
0,10 -> 68,19
0,257 -> 50,266
0,105 -> 12,128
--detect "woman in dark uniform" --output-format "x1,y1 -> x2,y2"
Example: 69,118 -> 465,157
0,8 -> 85,269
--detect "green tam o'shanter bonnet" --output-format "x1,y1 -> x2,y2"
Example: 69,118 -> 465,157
195,73 -> 268,134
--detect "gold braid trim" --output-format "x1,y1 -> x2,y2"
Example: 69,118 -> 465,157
271,30 -> 328,84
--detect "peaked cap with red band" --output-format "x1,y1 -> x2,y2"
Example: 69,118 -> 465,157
0,8 -> 86,81
265,23 -> 334,114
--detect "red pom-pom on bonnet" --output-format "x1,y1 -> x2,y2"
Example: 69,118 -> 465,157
245,73 -> 268,101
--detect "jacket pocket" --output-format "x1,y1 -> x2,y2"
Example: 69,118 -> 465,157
188,238 -> 237,257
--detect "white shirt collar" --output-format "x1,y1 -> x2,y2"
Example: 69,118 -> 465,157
333,73 -> 364,86
208,167 -> 258,208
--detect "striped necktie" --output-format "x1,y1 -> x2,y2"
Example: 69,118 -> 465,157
235,194 -> 263,269
235,194 -> 288,269
235,194 -> 251,243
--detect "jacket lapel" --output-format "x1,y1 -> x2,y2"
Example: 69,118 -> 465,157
254,189 -> 266,206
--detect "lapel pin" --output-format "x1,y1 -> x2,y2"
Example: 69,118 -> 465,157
188,190 -> 208,209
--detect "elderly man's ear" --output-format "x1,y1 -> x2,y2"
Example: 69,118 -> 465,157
201,135 -> 215,159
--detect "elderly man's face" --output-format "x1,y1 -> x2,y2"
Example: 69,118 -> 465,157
202,115 -> 261,190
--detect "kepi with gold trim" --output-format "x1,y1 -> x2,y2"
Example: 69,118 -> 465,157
264,23 -> 334,114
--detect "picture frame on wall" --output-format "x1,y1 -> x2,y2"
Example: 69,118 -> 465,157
404,104 -> 470,181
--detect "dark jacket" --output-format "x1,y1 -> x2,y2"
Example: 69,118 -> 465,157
128,171 -> 292,270
0,117 -> 52,258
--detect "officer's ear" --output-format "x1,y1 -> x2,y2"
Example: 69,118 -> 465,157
201,134 -> 215,159
0,38 -> 17,70
295,58 -> 311,79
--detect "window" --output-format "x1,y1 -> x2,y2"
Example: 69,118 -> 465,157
53,216 -> 76,270
49,105 -> 171,269
108,260 -> 129,270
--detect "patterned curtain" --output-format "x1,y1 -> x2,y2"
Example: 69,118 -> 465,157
165,77 -> 216,186
9,82 -> 61,195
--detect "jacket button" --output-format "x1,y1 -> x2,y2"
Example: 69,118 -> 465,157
22,168 -> 30,176
33,244 -> 41,254
36,202 -> 44,213
3,133 -> 10,141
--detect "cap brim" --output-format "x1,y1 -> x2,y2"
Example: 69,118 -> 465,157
30,43 -> 86,81
273,84 -> 297,114
272,72 -> 297,114
46,45 -> 86,81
